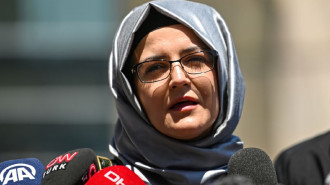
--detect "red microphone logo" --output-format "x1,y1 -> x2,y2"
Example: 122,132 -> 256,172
85,166 -> 146,185
104,170 -> 125,185
43,151 -> 78,178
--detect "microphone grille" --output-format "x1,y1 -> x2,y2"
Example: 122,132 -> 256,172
228,147 -> 277,185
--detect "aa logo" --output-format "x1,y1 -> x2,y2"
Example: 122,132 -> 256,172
0,163 -> 36,185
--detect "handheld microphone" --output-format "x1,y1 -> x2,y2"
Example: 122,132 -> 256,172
85,166 -> 145,185
0,158 -> 44,185
227,147 -> 278,185
41,148 -> 112,185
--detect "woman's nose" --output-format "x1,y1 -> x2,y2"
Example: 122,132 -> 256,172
169,63 -> 190,89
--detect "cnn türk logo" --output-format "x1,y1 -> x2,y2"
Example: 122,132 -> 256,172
0,163 -> 36,185
43,152 -> 78,177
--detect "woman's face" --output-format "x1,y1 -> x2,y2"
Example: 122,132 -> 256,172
133,24 -> 219,140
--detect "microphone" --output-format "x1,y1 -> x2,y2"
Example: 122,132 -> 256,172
85,166 -> 145,185
211,175 -> 255,185
0,158 -> 44,185
41,148 -> 112,185
227,147 -> 278,185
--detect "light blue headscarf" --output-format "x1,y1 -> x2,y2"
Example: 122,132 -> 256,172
109,1 -> 245,184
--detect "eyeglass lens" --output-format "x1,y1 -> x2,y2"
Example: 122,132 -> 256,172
136,50 -> 215,83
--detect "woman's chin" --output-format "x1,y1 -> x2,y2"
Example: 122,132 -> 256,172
162,123 -> 213,140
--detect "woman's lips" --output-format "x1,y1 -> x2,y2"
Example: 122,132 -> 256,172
169,97 -> 198,111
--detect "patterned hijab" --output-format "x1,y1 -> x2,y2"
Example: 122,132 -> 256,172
109,1 -> 245,184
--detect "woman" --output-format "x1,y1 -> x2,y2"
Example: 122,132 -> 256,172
109,0 -> 245,184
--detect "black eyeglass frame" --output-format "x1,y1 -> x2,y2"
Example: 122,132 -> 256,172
131,50 -> 218,83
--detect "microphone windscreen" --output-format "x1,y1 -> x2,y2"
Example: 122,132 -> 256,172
212,175 -> 255,185
228,147 -> 277,185
85,166 -> 145,185
0,158 -> 44,185
42,148 -> 111,185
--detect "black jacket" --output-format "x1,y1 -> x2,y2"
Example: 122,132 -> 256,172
275,131 -> 330,185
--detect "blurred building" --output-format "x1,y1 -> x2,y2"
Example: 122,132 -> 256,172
0,0 -> 121,163
0,0 -> 329,164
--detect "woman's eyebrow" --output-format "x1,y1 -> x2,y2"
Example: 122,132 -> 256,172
180,46 -> 204,55
140,46 -> 203,62
142,54 -> 167,62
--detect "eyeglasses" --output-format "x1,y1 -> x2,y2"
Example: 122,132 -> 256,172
131,50 -> 218,83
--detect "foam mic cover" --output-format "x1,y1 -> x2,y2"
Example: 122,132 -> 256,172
212,175 -> 255,185
85,166 -> 145,185
42,148 -> 112,185
0,158 -> 44,185
228,148 -> 277,185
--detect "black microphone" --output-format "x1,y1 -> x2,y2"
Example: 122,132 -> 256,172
41,148 -> 112,185
212,175 -> 255,185
227,147 -> 278,185
0,158 -> 44,185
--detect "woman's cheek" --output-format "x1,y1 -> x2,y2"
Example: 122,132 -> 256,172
192,76 -> 214,96
138,83 -> 168,116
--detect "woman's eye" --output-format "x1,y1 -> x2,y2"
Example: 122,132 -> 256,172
144,62 -> 168,74
184,53 -> 213,65
184,56 -> 207,66
188,56 -> 206,62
